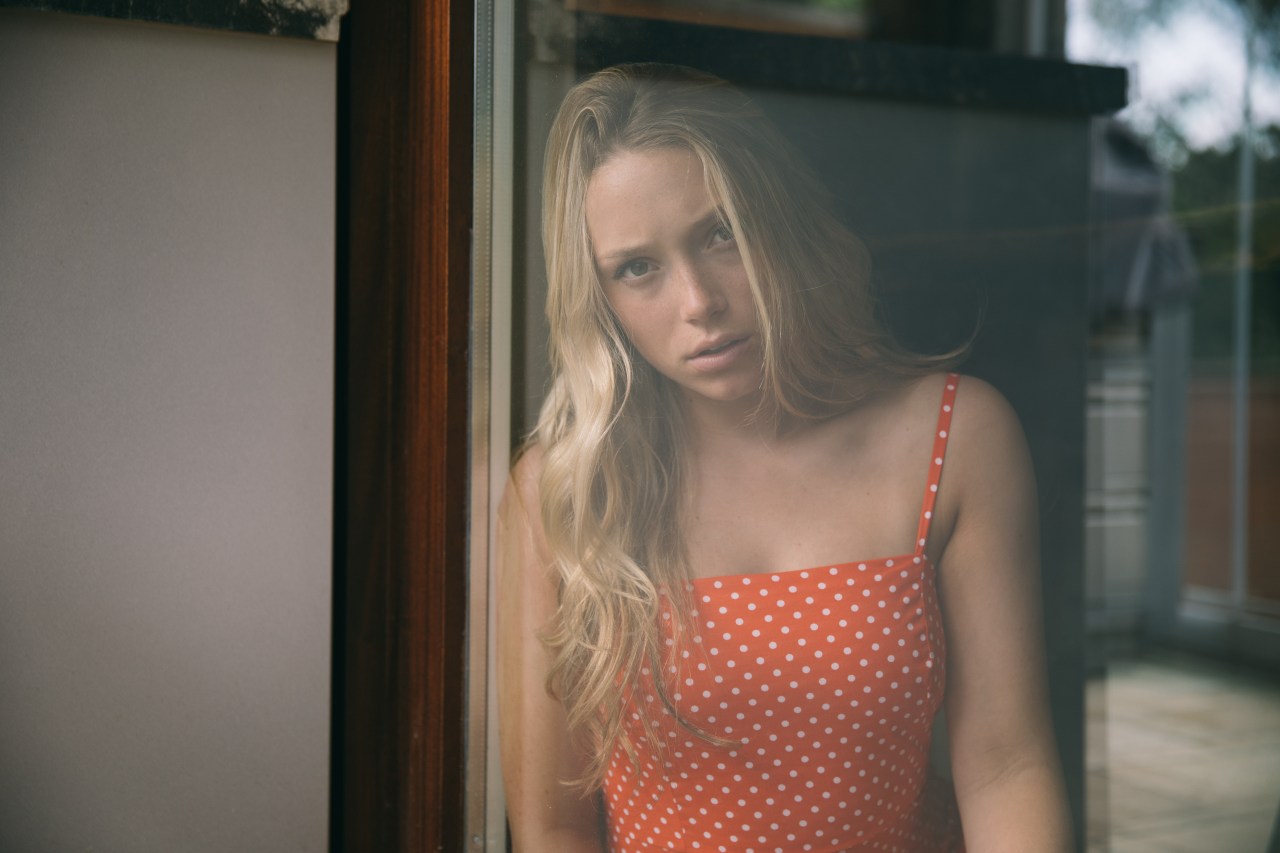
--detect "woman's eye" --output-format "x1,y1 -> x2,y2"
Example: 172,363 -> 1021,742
614,259 -> 653,280
710,224 -> 735,245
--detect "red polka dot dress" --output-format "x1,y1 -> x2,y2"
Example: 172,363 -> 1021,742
603,375 -> 965,853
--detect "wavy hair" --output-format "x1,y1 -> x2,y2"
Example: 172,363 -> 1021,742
533,63 -> 956,788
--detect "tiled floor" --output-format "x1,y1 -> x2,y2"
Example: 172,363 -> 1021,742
1087,652 -> 1280,852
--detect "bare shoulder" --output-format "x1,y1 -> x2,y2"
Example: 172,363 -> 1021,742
498,442 -> 557,576
951,374 -> 1019,425
512,440 -> 546,483
883,374 -> 1035,561
503,441 -> 547,518
875,372 -> 1025,450
938,375 -> 1038,556
945,374 -> 1032,479
497,445 -> 552,614
911,371 -> 1039,584
868,373 -> 1010,437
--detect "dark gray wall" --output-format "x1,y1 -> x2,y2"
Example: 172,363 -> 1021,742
0,10 -> 334,851
751,89 -> 1091,839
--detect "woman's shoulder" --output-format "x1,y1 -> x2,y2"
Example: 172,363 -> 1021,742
946,373 -> 1027,455
886,371 -> 1022,437
511,440 -> 546,484
932,373 -> 1033,496
502,441 -> 547,524
886,373 -> 1034,562
875,371 -> 1029,483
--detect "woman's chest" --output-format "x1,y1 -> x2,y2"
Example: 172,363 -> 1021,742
683,477 -> 925,579
650,560 -> 948,739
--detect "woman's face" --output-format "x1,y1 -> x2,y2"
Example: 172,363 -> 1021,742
585,146 -> 762,413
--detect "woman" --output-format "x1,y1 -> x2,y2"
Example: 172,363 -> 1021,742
498,63 -> 1071,852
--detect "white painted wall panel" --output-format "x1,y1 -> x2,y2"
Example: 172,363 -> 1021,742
0,10 -> 334,851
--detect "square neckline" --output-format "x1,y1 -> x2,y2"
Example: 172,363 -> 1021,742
688,552 -> 932,587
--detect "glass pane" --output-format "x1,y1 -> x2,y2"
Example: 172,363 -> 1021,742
1068,0 -> 1280,850
476,0 -> 1279,850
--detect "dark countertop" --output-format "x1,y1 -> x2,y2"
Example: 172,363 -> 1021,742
574,12 -> 1128,116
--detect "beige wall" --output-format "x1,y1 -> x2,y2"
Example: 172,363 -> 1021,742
0,10 -> 334,851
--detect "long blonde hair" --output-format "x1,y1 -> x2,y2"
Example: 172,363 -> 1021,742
534,63 -> 954,788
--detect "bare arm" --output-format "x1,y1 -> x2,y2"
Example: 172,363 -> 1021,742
934,379 -> 1073,852
497,448 -> 606,853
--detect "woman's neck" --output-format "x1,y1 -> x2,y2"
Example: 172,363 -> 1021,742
678,387 -> 793,453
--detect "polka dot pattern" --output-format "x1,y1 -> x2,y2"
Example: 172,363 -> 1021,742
602,375 -> 965,852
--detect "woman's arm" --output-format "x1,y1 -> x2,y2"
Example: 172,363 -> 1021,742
935,378 -> 1073,852
497,447 -> 606,853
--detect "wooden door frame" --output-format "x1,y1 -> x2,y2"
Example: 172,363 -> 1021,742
334,0 -> 474,849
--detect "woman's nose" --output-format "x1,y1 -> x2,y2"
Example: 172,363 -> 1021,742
676,262 -> 727,321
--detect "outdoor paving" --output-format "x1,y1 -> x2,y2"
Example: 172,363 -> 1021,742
1087,652 -> 1280,852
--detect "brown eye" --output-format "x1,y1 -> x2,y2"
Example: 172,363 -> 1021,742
614,259 -> 654,281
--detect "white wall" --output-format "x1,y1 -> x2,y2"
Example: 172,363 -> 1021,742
0,10 -> 334,851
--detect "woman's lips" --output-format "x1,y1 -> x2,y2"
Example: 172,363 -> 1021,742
687,337 -> 750,371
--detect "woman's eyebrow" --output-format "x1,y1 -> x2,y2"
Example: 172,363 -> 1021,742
595,242 -> 654,265
694,208 -> 728,230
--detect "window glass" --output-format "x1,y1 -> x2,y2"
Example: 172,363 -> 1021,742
1068,1 -> 1280,850
471,1 -> 1280,849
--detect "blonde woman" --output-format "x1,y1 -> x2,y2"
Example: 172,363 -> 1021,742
498,64 -> 1071,853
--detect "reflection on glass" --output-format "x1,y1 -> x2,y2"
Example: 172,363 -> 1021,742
1069,0 -> 1280,849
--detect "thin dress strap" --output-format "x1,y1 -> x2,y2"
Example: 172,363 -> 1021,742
914,373 -> 960,556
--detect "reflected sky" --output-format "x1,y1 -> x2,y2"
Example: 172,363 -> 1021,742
1067,0 -> 1280,162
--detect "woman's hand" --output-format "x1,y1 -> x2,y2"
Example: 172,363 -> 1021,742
934,378 -> 1074,852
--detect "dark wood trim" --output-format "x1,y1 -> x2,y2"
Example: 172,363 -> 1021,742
335,0 -> 473,848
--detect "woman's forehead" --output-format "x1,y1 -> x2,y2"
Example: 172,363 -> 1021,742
585,149 -> 718,248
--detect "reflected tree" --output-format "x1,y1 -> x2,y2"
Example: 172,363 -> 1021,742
1174,123 -> 1280,369
1078,0 -> 1280,166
